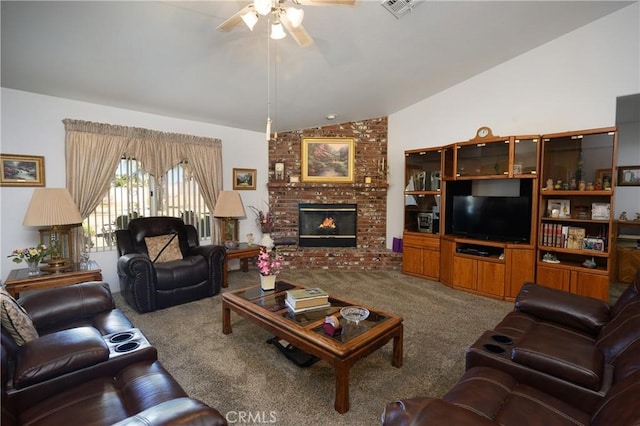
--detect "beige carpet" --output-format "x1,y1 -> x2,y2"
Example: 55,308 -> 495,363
112,270 -> 520,425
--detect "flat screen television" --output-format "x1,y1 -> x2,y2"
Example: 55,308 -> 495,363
451,195 -> 531,243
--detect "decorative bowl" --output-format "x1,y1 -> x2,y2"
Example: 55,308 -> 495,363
224,241 -> 239,250
340,306 -> 370,324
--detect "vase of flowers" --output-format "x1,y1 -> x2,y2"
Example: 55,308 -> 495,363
257,248 -> 283,291
8,244 -> 50,276
250,205 -> 275,250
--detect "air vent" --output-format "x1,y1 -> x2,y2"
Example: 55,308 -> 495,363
381,0 -> 423,19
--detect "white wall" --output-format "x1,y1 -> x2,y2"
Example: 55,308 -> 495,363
0,89 -> 269,289
387,3 -> 640,242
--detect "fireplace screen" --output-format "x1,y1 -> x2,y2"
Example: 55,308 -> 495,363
298,203 -> 357,247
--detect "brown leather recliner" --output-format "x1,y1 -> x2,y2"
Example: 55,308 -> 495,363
382,271 -> 640,425
1,281 -> 227,425
116,216 -> 226,313
382,354 -> 640,425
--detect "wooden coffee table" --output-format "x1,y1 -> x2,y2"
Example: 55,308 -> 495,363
222,280 -> 403,413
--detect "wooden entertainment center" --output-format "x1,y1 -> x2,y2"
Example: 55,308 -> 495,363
403,126 -> 618,302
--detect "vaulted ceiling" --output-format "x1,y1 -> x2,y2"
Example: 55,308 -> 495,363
1,1 -> 633,133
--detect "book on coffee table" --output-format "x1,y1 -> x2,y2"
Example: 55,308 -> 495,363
286,287 -> 329,310
285,299 -> 331,313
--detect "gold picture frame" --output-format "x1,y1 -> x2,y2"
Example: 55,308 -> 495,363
232,168 -> 256,190
301,137 -> 355,183
0,153 -> 45,187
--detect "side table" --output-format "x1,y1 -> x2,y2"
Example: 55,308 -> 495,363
223,243 -> 263,288
4,264 -> 103,298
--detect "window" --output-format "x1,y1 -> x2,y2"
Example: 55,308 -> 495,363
84,157 -> 211,251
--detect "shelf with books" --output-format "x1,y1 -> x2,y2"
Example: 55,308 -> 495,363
536,127 -> 617,301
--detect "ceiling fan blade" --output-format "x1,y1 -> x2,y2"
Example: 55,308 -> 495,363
216,5 -> 253,31
297,0 -> 356,5
280,15 -> 314,47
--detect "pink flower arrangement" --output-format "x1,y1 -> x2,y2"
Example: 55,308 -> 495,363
257,248 -> 283,276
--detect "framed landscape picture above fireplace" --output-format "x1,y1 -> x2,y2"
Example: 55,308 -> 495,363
302,138 -> 355,183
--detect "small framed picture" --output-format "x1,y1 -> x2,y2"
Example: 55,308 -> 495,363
547,199 -> 570,218
232,168 -> 256,190
591,203 -> 610,220
274,162 -> 285,181
583,237 -> 605,252
0,153 -> 45,187
618,165 -> 640,186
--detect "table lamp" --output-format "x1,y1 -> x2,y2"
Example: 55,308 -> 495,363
213,191 -> 246,248
22,188 -> 83,271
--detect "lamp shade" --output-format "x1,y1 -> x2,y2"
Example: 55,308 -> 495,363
286,7 -> 304,28
241,10 -> 259,31
270,22 -> 286,40
254,0 -> 272,16
213,191 -> 246,218
22,188 -> 83,227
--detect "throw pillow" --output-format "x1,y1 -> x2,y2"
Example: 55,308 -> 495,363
0,286 -> 39,345
145,234 -> 183,263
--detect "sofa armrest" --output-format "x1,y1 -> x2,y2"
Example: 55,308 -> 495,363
382,398 -> 495,426
515,282 -> 610,335
14,327 -> 109,389
20,281 -> 116,330
112,398 -> 227,426
189,244 -> 226,296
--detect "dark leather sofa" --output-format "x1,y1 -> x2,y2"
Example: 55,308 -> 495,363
1,281 -> 226,425
116,216 -> 226,313
382,271 -> 640,425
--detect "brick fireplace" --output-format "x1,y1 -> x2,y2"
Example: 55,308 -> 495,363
266,117 -> 401,270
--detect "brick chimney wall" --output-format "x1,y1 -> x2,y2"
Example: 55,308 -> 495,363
266,117 -> 402,270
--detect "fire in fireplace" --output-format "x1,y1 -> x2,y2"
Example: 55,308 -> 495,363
298,203 -> 357,247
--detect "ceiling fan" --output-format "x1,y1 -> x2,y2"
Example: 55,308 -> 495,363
216,0 -> 356,47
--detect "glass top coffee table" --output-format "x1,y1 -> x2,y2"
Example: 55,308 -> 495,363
222,280 -> 403,413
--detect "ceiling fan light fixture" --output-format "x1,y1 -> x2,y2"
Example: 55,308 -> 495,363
241,10 -> 259,31
270,22 -> 287,40
254,0 -> 272,16
286,7 -> 304,28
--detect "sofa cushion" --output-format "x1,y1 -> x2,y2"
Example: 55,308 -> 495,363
511,323 -> 603,390
145,234 -> 183,263
1,286 -> 38,345
14,327 -> 109,389
514,282 -> 610,336
154,256 -> 209,291
17,360 -> 190,426
382,367 -> 592,426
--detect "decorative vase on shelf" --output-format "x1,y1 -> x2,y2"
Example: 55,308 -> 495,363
261,233 -> 274,251
260,274 -> 276,291
26,260 -> 40,276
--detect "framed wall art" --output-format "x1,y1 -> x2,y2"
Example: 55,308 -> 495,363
301,138 -> 355,183
618,165 -> 640,186
0,154 -> 45,187
232,168 -> 256,190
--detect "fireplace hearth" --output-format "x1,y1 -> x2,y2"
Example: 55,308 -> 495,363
298,203 -> 357,247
